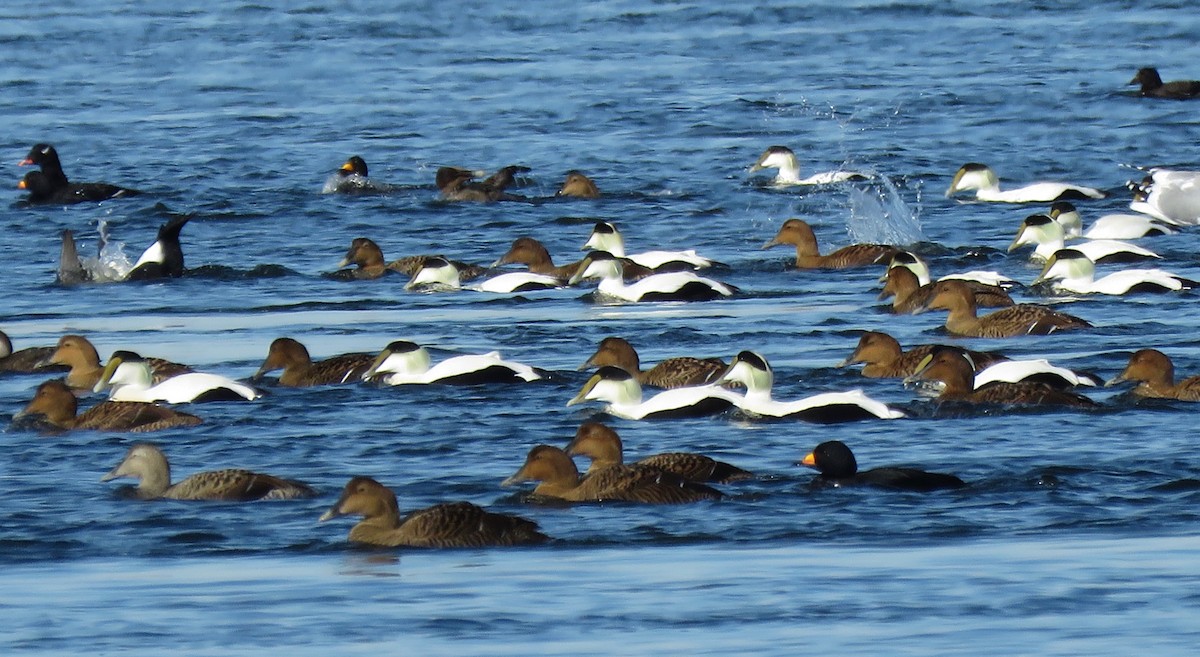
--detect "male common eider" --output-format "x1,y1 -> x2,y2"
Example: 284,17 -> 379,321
1032,249 -> 1196,295
361,340 -> 542,385
40,335 -> 192,391
93,351 -> 260,403
903,348 -> 1098,407
568,251 -> 734,302
1008,214 -> 1159,263
566,366 -> 739,420
945,163 -> 1105,203
748,146 -> 868,186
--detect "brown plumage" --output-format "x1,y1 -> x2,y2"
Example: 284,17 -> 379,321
436,165 -> 527,202
502,445 -> 724,504
335,237 -> 485,281
579,336 -> 726,389
880,267 -> 1013,314
494,237 -> 579,279
1106,349 -> 1200,401
319,476 -> 547,548
905,348 -> 1097,407
42,334 -> 192,391
924,280 -> 1091,337
253,337 -> 374,387
1130,68 -> 1200,100
15,379 -> 202,432
839,331 -> 1008,378
564,422 -> 753,483
557,170 -> 600,198
101,443 -> 315,500
0,330 -> 63,373
763,219 -> 898,269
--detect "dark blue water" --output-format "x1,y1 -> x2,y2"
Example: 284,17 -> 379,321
3,1 -> 1200,655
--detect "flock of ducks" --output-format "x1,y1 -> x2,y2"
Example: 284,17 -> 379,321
10,107 -> 1200,548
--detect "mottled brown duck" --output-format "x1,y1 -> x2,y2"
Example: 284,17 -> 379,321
101,443 -> 315,500
838,331 -> 1008,379
578,336 -> 726,389
564,422 -> 752,483
15,380 -> 202,433
557,170 -> 600,198
41,334 -> 191,391
1106,349 -> 1200,401
319,476 -> 547,547
502,445 -> 723,503
904,348 -> 1097,407
923,280 -> 1090,337
252,337 -> 374,387
879,266 -> 1013,314
763,219 -> 898,269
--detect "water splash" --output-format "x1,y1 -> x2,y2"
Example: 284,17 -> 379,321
78,220 -> 134,283
845,174 -> 924,245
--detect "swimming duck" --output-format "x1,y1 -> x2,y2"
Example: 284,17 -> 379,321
1009,214 -> 1160,263
556,170 -> 600,198
1106,349 -> 1200,401
922,280 -> 1091,337
581,221 -> 715,270
1130,67 -> 1200,99
407,256 -> 562,293
321,155 -> 397,194
0,330 -> 63,373
19,143 -> 140,203
903,348 -> 1098,407
884,251 -> 1016,290
333,237 -> 485,281
1048,201 -> 1175,239
1127,168 -> 1200,226
564,421 -> 753,483
763,219 -> 898,269
102,443 -> 315,501
126,215 -> 189,280
945,163 -> 1105,203
320,476 -> 547,547
838,331 -> 1008,378
436,165 -> 528,202
717,350 -> 904,422
1032,249 -> 1196,295
567,366 -> 739,420
502,444 -> 723,503
361,340 -> 542,385
492,237 -> 581,280
14,379 -> 202,433
578,336 -> 726,389
40,334 -> 192,391
568,251 -> 734,302
971,357 -> 1101,389
93,350 -> 260,403
880,266 -> 1013,314
800,440 -> 966,492
748,146 -> 867,185
252,337 -> 374,387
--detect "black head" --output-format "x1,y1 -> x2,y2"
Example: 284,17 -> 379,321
339,156 -> 368,177
803,440 -> 858,478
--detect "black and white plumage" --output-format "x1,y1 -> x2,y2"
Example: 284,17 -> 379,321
568,251 -> 734,302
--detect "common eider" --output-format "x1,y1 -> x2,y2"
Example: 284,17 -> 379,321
578,336 -> 726,389
762,219 -> 898,269
502,444 -> 723,503
102,443 -> 315,501
945,163 -> 1105,203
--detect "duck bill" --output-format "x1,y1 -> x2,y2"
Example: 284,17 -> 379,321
799,452 -> 817,467
93,357 -> 122,393
339,162 -> 355,173
944,169 -> 966,197
761,237 -> 782,250
19,157 -> 33,166
99,463 -> 126,482
901,353 -> 936,386
251,362 -> 274,382
500,467 -> 529,487
361,350 -> 392,380
566,375 -> 600,407
1103,372 -> 1128,388
566,259 -> 593,286
17,179 -> 28,190
317,502 -> 345,522
336,257 -> 351,268
1006,229 -> 1029,253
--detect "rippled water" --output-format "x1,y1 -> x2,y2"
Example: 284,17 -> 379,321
3,1 -> 1200,655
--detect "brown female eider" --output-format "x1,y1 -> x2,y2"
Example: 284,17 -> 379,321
879,266 -> 1013,314
763,219 -> 898,269
923,280 -> 1090,337
15,380 -> 202,433
1106,349 -> 1200,401
904,348 -> 1097,407
252,337 -> 374,387
564,422 -> 752,483
101,443 -> 315,500
41,335 -> 191,391
319,476 -> 547,547
838,331 -> 1008,378
502,445 -> 723,504
578,336 -> 726,389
